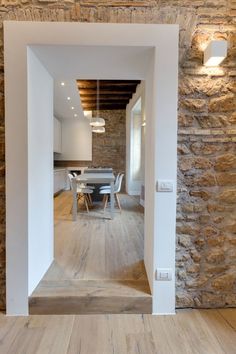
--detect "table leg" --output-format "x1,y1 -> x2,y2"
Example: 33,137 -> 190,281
110,181 -> 114,219
72,178 -> 77,221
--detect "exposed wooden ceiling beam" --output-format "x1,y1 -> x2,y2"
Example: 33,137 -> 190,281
77,79 -> 140,110
81,97 -> 130,102
79,89 -> 134,95
79,85 -> 137,92
77,80 -> 140,89
82,103 -> 127,110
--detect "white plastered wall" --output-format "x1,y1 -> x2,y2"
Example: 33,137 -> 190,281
4,22 -> 178,315
58,119 -> 92,161
27,48 -> 54,296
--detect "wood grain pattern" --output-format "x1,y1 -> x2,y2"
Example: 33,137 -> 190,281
29,192 -> 151,314
218,308 -> 236,330
77,80 -> 140,110
0,310 -> 235,354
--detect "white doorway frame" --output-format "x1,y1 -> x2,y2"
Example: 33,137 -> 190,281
4,22 -> 179,315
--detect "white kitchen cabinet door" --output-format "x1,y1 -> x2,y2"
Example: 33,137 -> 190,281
54,169 -> 66,194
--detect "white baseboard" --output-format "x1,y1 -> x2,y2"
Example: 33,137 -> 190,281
152,312 -> 176,316
128,190 -> 140,196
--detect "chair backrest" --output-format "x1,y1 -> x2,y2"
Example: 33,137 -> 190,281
114,173 -> 121,188
115,174 -> 124,193
68,173 -> 75,190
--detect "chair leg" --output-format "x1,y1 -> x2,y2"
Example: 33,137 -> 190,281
103,195 -> 108,211
77,193 -> 83,209
115,193 -> 122,212
88,193 -> 93,206
85,194 -> 91,207
84,194 -> 89,213
70,194 -> 80,214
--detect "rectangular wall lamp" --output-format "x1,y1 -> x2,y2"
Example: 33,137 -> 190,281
204,40 -> 227,67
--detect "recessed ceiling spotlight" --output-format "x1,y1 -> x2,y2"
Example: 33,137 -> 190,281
61,82 -> 65,86
74,113 -> 78,117
71,106 -> 75,110
67,96 -> 71,100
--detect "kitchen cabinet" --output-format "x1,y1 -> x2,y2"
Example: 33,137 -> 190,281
54,169 -> 66,194
54,117 -> 62,153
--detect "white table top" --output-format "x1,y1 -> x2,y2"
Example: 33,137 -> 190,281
77,172 -> 115,184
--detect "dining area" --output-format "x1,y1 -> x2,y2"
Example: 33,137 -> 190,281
68,168 -> 124,221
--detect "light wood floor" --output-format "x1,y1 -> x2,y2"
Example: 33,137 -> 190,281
0,309 -> 236,353
29,191 -> 151,314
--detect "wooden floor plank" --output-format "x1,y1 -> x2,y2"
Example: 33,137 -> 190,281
67,315 -> 114,354
34,315 -> 75,354
0,317 -> 22,354
126,332 -> 157,354
5,317 -> 45,354
217,308 -> 236,330
0,310 -> 235,354
146,309 -> 227,354
197,309 -> 236,354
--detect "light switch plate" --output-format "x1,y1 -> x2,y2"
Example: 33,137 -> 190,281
156,180 -> 174,192
155,268 -> 172,281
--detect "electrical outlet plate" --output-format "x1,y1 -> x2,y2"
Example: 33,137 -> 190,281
155,268 -> 172,281
156,180 -> 174,192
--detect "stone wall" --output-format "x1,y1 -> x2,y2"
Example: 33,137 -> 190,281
0,0 -> 236,310
92,110 -> 126,187
55,110 -> 126,189
177,24 -> 236,307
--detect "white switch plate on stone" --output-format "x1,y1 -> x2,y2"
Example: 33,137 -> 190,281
155,268 -> 172,281
156,180 -> 174,192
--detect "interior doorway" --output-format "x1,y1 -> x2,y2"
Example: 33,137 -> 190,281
4,22 -> 178,315
29,77 -> 151,314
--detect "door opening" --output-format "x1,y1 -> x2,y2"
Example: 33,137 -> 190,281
5,22 -> 178,315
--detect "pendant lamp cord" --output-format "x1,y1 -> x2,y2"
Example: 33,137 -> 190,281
97,79 -> 99,118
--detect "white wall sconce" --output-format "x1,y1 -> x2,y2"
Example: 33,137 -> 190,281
204,40 -> 227,66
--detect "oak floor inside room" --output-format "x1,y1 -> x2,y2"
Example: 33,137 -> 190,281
29,191 -> 151,314
1,309 -> 236,354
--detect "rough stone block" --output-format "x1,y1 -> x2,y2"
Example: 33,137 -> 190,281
211,272 -> 236,291
209,94 -> 236,112
181,98 -> 207,112
206,248 -> 225,264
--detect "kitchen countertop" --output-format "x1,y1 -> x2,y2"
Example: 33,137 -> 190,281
54,167 -> 89,173
54,168 -> 67,171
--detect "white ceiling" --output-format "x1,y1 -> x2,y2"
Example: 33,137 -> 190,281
31,45 -> 152,121
53,79 -> 84,121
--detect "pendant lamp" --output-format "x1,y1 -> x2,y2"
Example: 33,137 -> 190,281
92,126 -> 105,133
90,80 -> 105,129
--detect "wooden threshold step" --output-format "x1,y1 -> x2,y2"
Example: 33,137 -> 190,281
29,279 -> 152,315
